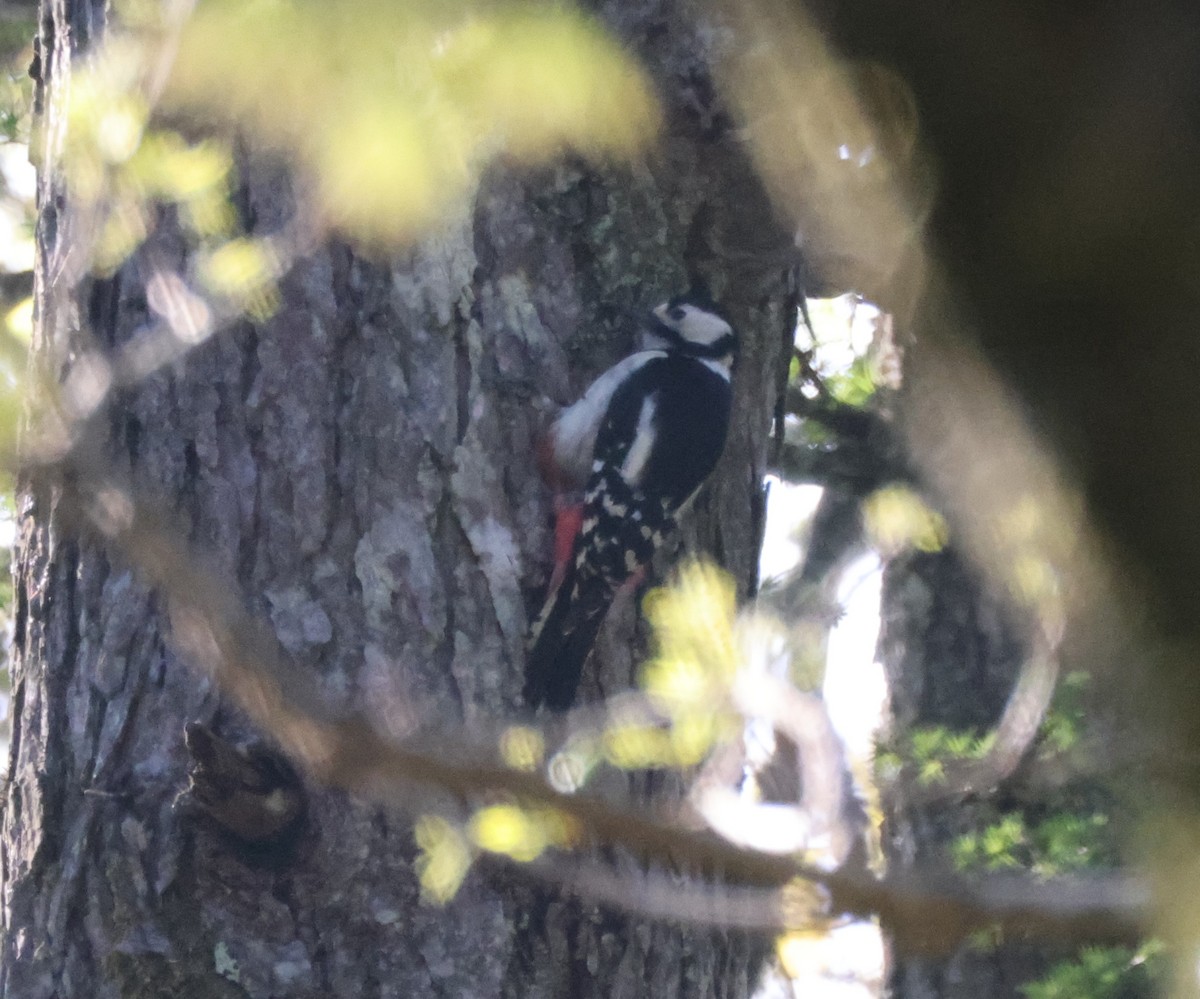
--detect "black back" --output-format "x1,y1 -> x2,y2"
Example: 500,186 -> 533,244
593,353 -> 732,507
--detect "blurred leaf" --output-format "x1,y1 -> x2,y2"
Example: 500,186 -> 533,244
4,297 -> 31,340
499,725 -> 544,771
981,816 -> 1026,867
468,804 -> 547,862
163,0 -> 660,248
66,42 -> 243,273
413,814 -> 472,903
873,748 -> 902,781
917,757 -> 944,784
91,197 -> 150,275
467,803 -> 577,862
863,485 -> 948,555
669,712 -> 724,765
604,722 -> 675,769
642,562 -> 740,708
953,808 -> 1116,878
197,238 -> 282,319
67,73 -> 149,181
951,816 -> 1026,871
128,133 -> 232,202
1032,812 -> 1110,876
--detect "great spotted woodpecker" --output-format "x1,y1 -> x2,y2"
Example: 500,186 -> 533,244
524,293 -> 737,709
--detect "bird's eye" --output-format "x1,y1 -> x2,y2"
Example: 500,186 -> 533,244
668,306 -> 687,321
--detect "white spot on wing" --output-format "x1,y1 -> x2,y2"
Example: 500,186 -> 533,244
620,394 -> 658,485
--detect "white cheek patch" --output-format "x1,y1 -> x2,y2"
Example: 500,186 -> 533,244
679,306 -> 732,346
619,394 -> 658,485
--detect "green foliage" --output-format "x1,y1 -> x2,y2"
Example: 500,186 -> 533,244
413,814 -> 471,903
875,725 -> 993,789
951,814 -> 1027,870
1030,812 -> 1112,875
0,17 -> 34,145
881,724 -> 992,784
872,746 -> 903,782
824,354 -> 878,407
1039,670 -> 1090,755
862,485 -> 949,556
951,810 -> 1114,875
1021,944 -> 1163,999
53,0 -> 663,312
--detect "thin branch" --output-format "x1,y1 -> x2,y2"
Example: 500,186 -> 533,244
897,612 -> 1062,807
724,674 -> 852,861
35,451 -> 1148,953
518,854 -> 801,933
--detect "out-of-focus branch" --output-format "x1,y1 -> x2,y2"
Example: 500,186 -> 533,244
519,853 -> 818,933
897,607 -> 1063,807
525,851 -> 1147,954
702,672 -> 853,862
32,436 -> 1147,953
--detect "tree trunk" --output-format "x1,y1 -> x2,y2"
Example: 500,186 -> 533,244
1,1 -> 791,996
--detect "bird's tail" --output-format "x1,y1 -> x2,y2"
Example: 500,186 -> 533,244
524,561 -> 614,710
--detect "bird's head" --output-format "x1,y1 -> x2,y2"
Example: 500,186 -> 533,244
643,292 -> 738,369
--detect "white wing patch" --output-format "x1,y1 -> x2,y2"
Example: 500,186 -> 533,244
619,393 -> 658,486
551,350 -> 665,486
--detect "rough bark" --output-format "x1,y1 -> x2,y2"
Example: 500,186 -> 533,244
1,1 -> 791,996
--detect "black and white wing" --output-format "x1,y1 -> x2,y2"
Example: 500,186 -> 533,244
524,353 -> 732,709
